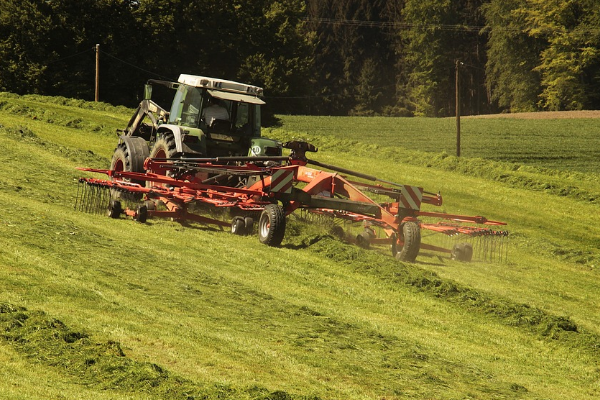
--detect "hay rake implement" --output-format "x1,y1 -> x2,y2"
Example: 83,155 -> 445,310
76,141 -> 507,262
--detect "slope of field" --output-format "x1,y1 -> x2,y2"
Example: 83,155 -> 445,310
1,93 -> 600,399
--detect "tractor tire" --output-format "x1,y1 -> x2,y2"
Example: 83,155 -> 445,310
110,138 -> 148,202
111,142 -> 147,185
111,137 -> 148,173
452,242 -> 473,262
395,221 -> 421,263
149,133 -> 178,161
147,133 -> 178,187
258,204 -> 286,247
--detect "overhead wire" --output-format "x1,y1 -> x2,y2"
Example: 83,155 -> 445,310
45,47 -> 95,65
305,17 -> 486,32
99,49 -> 175,81
305,17 -> 600,35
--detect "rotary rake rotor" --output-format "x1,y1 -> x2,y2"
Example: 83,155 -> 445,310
75,141 -> 508,262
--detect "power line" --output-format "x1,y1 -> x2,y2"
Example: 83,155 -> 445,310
46,47 -> 95,65
99,49 -> 175,81
306,17 -> 485,32
306,17 -> 600,35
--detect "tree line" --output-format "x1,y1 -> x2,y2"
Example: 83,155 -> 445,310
1,0 -> 599,117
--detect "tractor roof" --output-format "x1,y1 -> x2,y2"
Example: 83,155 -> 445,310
178,74 -> 264,98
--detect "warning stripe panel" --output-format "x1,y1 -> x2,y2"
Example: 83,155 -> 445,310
271,169 -> 294,193
399,186 -> 423,210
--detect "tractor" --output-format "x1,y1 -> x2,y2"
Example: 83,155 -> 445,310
110,74 -> 282,178
77,74 -> 508,263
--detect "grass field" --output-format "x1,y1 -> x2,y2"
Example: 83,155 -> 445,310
1,92 -> 600,399
273,114 -> 600,173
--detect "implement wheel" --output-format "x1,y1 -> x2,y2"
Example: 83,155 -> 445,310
395,221 -> 421,262
258,204 -> 286,246
231,217 -> 246,235
107,199 -> 122,219
452,242 -> 473,262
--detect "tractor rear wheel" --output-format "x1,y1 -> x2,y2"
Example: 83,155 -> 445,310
258,204 -> 286,246
111,141 -> 147,184
110,139 -> 148,202
395,221 -> 421,262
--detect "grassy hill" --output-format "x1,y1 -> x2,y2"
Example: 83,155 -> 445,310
1,92 -> 600,399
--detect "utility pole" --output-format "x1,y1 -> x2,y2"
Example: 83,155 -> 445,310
455,60 -> 461,157
95,44 -> 100,102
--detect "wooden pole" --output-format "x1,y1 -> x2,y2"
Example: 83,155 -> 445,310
95,44 -> 100,102
455,60 -> 461,157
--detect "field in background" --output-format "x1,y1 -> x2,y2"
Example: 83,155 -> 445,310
274,114 -> 600,173
1,93 -> 600,399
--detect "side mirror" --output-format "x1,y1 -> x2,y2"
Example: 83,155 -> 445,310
143,84 -> 152,100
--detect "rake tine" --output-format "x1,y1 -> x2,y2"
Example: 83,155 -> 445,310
84,183 -> 92,213
75,180 -> 82,211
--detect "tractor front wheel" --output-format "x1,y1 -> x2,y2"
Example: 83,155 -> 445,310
258,204 -> 286,246
149,133 -> 178,163
395,221 -> 421,262
147,133 -> 178,188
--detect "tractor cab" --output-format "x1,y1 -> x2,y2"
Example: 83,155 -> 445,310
114,74 -> 282,180
166,75 -> 277,157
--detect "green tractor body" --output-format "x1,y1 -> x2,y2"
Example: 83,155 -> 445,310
111,74 -> 282,174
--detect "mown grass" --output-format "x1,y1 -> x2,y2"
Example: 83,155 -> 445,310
1,93 -> 600,399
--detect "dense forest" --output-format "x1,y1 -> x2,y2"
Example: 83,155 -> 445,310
1,0 -> 599,116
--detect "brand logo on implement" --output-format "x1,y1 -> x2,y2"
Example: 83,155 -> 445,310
399,186 -> 423,210
270,169 -> 293,194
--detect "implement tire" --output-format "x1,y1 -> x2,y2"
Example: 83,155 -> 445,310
452,242 -> 473,262
258,204 -> 286,247
395,221 -> 421,263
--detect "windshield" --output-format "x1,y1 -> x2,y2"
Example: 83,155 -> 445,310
169,85 -> 261,136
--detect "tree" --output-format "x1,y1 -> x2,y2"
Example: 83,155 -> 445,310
0,0 -> 55,94
483,0 -> 543,112
525,0 -> 600,110
305,0 -> 397,115
399,0 -> 489,117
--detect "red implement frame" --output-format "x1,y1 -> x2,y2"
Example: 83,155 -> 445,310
77,149 -> 507,261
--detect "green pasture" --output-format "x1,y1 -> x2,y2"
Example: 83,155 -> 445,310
274,114 -> 600,173
1,93 -> 600,399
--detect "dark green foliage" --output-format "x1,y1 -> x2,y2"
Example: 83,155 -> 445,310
399,0 -> 491,117
482,0 -> 543,112
2,0 -> 600,115
305,0 -> 397,115
484,0 -> 600,112
0,0 -> 313,111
